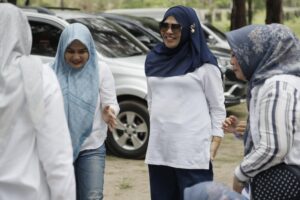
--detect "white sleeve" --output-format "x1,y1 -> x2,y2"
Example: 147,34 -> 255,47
146,78 -> 152,115
37,64 -> 75,200
99,61 -> 120,115
202,65 -> 226,137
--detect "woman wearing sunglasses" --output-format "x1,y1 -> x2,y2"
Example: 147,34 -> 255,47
144,5 -> 226,200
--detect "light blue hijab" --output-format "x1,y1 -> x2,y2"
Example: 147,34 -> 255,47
52,23 -> 99,160
226,24 -> 300,154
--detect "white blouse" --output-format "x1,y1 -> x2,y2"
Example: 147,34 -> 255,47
0,64 -> 75,200
145,64 -> 226,169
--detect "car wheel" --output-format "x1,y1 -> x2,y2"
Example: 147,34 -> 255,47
106,100 -> 149,159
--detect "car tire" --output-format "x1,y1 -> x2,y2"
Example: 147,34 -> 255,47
106,100 -> 150,159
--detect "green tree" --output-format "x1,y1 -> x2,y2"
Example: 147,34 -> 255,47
248,0 -> 253,24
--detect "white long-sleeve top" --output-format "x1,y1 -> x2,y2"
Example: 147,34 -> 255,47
0,64 -> 75,200
145,64 -> 226,169
235,74 -> 300,182
81,61 -> 119,151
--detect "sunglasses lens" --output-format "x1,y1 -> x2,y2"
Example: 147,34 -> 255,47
159,22 -> 182,33
171,24 -> 182,33
159,22 -> 169,32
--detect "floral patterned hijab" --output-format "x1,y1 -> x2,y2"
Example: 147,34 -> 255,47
226,24 -> 300,154
226,23 -> 300,91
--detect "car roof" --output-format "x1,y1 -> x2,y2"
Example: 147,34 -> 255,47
50,9 -> 98,20
23,10 -> 69,24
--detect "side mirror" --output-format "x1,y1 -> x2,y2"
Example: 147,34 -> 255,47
206,35 -> 217,45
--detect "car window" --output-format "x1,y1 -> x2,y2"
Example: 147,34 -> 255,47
117,21 -> 148,40
67,18 -> 148,58
29,21 -> 62,57
115,20 -> 160,48
136,17 -> 161,37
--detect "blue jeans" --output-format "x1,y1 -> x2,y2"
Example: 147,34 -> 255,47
74,144 -> 106,200
148,163 -> 213,200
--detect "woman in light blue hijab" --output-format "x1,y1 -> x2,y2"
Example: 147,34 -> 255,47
52,23 -> 119,200
223,24 -> 300,199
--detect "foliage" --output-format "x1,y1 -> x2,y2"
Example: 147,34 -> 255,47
215,0 -> 231,8
13,0 -> 300,37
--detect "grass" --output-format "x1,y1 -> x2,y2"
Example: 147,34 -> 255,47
118,177 -> 133,190
212,9 -> 300,38
213,103 -> 247,186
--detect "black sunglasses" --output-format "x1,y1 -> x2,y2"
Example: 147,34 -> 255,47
159,22 -> 182,33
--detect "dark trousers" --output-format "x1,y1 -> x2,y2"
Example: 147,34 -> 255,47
148,163 -> 213,200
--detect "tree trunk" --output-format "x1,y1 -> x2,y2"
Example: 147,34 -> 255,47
230,0 -> 247,30
6,0 -> 17,4
248,0 -> 253,24
265,0 -> 283,24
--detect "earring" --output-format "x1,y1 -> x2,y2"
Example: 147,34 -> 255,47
190,23 -> 195,33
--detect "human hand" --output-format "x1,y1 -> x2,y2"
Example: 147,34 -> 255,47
210,136 -> 222,161
233,176 -> 244,194
102,106 -> 117,132
236,120 -> 246,134
222,115 -> 246,134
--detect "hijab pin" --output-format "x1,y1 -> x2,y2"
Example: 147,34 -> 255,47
190,23 -> 196,33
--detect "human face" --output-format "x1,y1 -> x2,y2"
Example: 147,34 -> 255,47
160,16 -> 182,49
64,40 -> 89,69
230,52 -> 246,81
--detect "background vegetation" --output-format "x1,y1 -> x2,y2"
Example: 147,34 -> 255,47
11,0 -> 300,36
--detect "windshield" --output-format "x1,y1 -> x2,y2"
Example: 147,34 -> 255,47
67,18 -> 148,58
129,16 -> 161,39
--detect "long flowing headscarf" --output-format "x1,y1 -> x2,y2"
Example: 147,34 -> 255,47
145,5 -> 218,77
0,3 -> 44,152
52,23 -> 99,160
226,24 -> 300,154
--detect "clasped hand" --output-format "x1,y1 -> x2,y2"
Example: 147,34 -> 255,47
102,106 -> 117,132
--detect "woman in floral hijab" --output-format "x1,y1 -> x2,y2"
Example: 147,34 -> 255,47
223,24 -> 300,199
